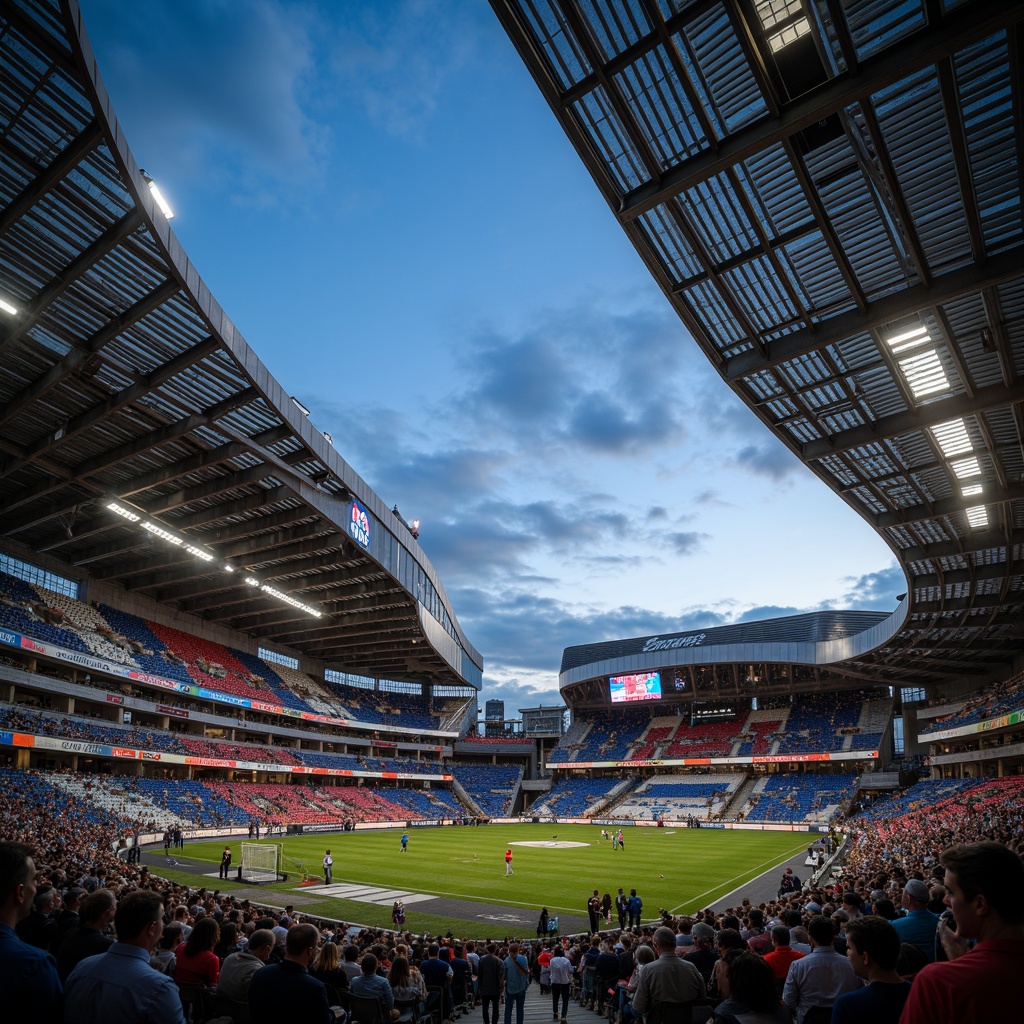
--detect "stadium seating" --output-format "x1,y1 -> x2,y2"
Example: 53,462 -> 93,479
919,671 -> 1024,735
529,776 -> 626,817
851,777 -> 986,822
548,709 -> 655,764
736,718 -> 784,757
743,773 -> 859,823
611,774 -> 745,819
775,694 -> 869,754
662,719 -> 740,759
0,571 -> 93,654
451,763 -> 524,815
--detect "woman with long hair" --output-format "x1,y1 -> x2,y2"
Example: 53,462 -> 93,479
174,916 -> 220,988
388,954 -> 426,1021
214,920 -> 241,962
312,940 -> 351,996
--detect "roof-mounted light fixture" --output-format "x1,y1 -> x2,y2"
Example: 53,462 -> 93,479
243,575 -> 323,618
291,396 -> 311,416
0,296 -> 18,316
140,170 -> 174,220
105,499 -> 214,562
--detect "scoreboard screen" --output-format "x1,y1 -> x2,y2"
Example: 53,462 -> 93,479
609,671 -> 662,703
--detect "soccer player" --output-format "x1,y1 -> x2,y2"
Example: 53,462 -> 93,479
400,833 -> 409,853
505,849 -> 514,875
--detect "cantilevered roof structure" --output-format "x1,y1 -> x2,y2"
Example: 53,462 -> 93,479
0,0 -> 481,688
492,0 -> 1024,690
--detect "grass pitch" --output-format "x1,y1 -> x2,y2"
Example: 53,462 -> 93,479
168,824 -> 807,939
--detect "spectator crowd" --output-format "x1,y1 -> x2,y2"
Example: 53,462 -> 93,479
1,760 -> 1022,1024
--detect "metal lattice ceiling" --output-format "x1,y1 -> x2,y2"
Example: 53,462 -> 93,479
0,0 -> 481,688
492,0 -> 1024,691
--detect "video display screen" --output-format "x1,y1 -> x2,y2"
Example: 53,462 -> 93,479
609,671 -> 662,703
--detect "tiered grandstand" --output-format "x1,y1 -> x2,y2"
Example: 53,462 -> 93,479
613,774 -> 745,820
1,0 -> 1023,938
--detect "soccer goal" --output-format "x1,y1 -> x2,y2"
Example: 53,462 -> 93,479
240,842 -> 283,883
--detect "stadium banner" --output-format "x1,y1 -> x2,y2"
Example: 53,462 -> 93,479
291,765 -> 452,782
157,705 -> 189,718
31,735 -> 129,758
0,626 -> 458,741
0,729 -> 450,780
547,749 -> 875,770
922,707 -> 1024,742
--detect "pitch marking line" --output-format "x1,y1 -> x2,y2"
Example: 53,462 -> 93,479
668,839 -> 810,914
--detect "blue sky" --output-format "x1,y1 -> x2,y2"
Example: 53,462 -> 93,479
79,0 -> 903,713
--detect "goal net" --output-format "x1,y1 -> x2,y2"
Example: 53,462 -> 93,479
240,842 -> 282,883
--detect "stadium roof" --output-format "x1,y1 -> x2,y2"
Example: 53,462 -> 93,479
0,0 -> 481,689
493,0 -> 1024,691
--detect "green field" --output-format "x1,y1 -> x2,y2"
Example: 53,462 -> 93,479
160,824 -> 808,939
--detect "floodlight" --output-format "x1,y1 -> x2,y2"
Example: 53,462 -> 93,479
140,170 -> 174,220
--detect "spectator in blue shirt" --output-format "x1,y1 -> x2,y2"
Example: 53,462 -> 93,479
63,889 -> 184,1024
351,952 -> 399,1019
892,879 -> 939,962
502,942 -> 530,1024
782,915 -> 861,1024
0,841 -> 62,1024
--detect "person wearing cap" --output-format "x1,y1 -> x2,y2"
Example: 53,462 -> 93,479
892,879 -> 939,963
682,922 -> 719,987
899,841 -> 1024,1024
